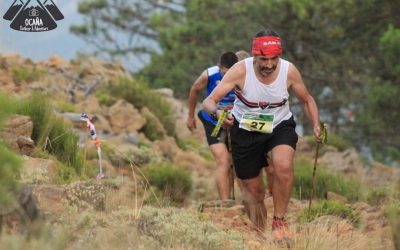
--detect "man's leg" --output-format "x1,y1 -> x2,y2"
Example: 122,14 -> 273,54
209,143 -> 231,200
270,145 -> 295,218
239,172 -> 267,231
264,165 -> 274,197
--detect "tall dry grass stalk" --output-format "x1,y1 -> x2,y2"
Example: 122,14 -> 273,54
260,218 -> 388,250
103,145 -> 163,219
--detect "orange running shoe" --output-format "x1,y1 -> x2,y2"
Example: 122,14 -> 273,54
272,216 -> 294,247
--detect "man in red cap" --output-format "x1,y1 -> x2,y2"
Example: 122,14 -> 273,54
203,30 -> 321,242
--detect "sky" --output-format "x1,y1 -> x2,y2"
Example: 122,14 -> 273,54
0,0 -> 88,61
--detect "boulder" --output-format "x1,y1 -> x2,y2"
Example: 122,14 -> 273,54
319,148 -> 363,176
0,115 -> 34,156
108,100 -> 145,134
21,158 -> 57,184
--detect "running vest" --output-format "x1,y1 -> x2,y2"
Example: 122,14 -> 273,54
232,57 -> 292,129
199,66 -> 235,125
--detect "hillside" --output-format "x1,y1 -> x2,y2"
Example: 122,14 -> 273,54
0,54 -> 399,250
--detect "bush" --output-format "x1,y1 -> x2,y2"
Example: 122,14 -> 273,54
12,66 -> 46,83
293,157 -> 361,201
176,137 -> 213,161
327,133 -> 352,151
366,187 -> 390,206
0,93 -> 22,204
143,163 -> 191,203
305,133 -> 352,152
298,200 -> 361,226
53,162 -> 79,184
95,91 -> 117,107
385,203 -> 400,249
16,93 -> 84,175
141,108 -> 166,141
138,206 -> 245,249
110,77 -> 175,137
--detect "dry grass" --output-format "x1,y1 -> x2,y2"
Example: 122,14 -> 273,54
259,217 -> 392,250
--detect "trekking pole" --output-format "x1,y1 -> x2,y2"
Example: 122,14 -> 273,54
227,127 -> 235,200
308,123 -> 328,212
308,142 -> 321,211
211,110 -> 228,137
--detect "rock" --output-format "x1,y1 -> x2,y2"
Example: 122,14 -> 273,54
21,158 -> 57,184
319,148 -> 363,176
151,136 -> 181,161
0,115 -> 34,155
47,55 -> 68,69
2,114 -> 33,138
108,100 -> 146,134
16,136 -> 35,156
173,150 -> 214,174
32,185 -> 67,216
364,162 -> 400,187
326,191 -> 349,204
0,185 -> 40,234
310,215 -> 354,233
155,88 -> 174,98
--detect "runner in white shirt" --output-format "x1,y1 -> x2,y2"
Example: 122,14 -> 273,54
203,30 -> 321,242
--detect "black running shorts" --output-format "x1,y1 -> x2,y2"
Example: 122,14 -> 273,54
198,110 -> 226,145
230,116 -> 298,179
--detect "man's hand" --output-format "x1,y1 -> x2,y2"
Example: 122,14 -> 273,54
222,112 -> 234,128
313,124 -> 322,143
187,116 -> 196,131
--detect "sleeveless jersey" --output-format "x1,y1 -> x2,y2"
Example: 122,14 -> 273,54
199,66 -> 235,125
232,57 -> 292,129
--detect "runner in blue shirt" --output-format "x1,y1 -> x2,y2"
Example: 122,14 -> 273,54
187,51 -> 238,200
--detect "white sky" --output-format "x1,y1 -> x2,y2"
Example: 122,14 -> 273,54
0,0 -> 88,61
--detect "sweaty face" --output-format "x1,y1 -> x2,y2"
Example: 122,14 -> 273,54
255,56 -> 279,77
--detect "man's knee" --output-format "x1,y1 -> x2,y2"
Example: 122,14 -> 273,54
245,184 -> 265,202
274,160 -> 293,180
215,152 -> 230,168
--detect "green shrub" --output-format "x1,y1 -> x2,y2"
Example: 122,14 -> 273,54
176,137 -> 213,161
12,66 -> 46,83
305,133 -> 352,152
53,100 -> 76,113
53,162 -> 79,184
141,109 -> 165,141
143,163 -> 191,203
366,187 -> 390,206
298,200 -> 361,226
103,145 -> 155,167
385,203 -> 400,249
327,133 -> 352,151
110,77 -> 175,137
138,206 -> 245,250
293,157 -> 361,201
95,91 -> 117,107
0,93 -> 22,205
16,93 -> 84,175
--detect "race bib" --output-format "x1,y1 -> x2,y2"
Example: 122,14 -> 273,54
239,112 -> 274,133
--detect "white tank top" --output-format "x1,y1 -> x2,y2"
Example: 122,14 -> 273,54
232,57 -> 292,128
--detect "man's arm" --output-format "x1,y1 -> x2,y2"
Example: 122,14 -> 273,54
288,63 -> 321,141
187,70 -> 208,131
203,62 -> 245,127
203,62 -> 244,119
